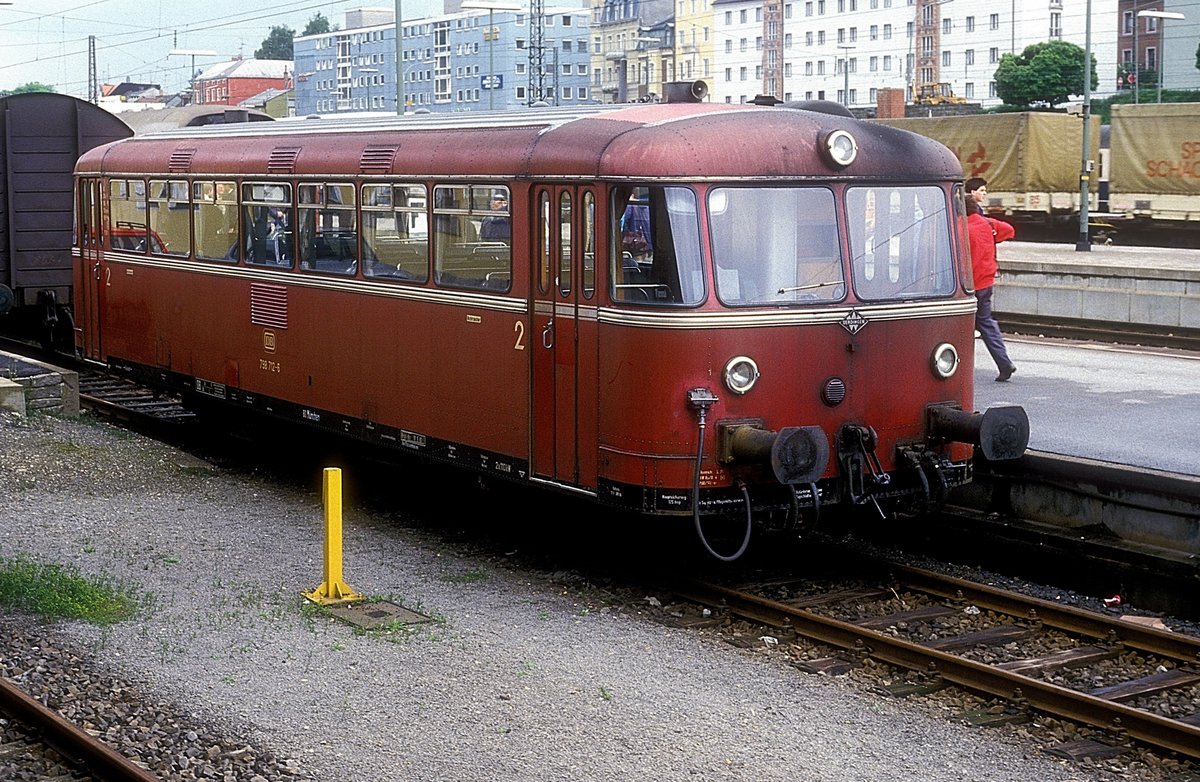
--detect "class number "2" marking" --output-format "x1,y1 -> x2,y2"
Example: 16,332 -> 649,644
513,320 -> 525,351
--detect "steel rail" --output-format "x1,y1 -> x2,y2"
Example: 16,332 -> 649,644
675,579 -> 1200,760
879,562 -> 1200,662
0,676 -> 161,782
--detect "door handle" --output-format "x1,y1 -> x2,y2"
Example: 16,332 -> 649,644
542,319 -> 554,349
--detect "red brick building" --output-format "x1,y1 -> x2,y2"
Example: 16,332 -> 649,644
192,58 -> 292,106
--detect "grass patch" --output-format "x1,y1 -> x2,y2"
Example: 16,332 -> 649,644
0,555 -> 139,625
441,569 -> 487,584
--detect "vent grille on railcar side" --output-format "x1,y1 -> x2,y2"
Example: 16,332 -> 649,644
250,283 -> 288,329
168,148 -> 196,172
267,146 -> 302,174
360,146 -> 399,173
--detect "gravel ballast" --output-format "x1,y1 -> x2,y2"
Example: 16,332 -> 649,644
0,410 -> 1181,781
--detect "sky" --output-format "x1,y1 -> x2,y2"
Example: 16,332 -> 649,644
0,0 -> 373,96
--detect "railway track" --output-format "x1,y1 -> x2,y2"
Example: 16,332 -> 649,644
0,677 -> 159,782
668,563 -> 1200,763
1000,313 -> 1200,352
77,372 -> 194,424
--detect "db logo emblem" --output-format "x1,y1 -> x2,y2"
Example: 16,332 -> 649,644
263,329 -> 277,353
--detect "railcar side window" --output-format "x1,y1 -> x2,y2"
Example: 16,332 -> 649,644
108,179 -> 155,253
846,186 -> 956,300
242,183 -> 294,268
192,181 -> 238,263
610,186 -> 703,306
362,183 -> 428,282
432,184 -> 511,292
298,183 -> 357,276
709,187 -> 845,306
148,180 -> 190,257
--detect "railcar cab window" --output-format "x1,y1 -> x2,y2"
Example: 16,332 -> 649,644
298,183 -> 357,276
610,186 -> 703,305
709,187 -> 846,305
362,183 -> 429,282
242,183 -> 294,268
148,180 -> 190,257
192,181 -> 238,263
432,184 -> 511,292
846,186 -> 956,300
108,180 -> 165,253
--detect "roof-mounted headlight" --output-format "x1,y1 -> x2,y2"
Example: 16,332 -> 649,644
820,129 -> 858,168
931,342 -> 959,379
723,356 -> 760,395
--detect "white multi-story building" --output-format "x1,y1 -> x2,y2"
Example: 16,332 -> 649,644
708,0 -> 1119,108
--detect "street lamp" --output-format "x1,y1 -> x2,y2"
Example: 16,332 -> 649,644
1136,10 -> 1185,104
359,67 -> 379,110
169,49 -> 217,105
462,1 -> 521,111
837,44 -> 854,107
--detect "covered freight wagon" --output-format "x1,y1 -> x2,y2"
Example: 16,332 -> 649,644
1108,103 -> 1200,228
872,112 -> 1101,226
0,92 -> 132,338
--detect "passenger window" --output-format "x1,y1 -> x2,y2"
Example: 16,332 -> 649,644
242,182 -> 294,268
610,185 -> 704,306
148,179 -> 190,257
108,179 -> 150,253
193,181 -> 239,263
362,183 -> 428,282
298,183 -> 357,276
433,184 -> 511,292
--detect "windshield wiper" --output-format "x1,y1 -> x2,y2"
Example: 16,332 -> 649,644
778,280 -> 843,294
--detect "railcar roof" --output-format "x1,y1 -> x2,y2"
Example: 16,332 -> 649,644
76,102 -> 963,182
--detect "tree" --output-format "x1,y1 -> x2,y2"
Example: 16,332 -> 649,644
1,82 -> 55,96
303,13 -> 332,36
994,40 -> 1098,108
255,25 -> 296,60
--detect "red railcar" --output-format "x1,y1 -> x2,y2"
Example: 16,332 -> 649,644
72,101 -> 1027,559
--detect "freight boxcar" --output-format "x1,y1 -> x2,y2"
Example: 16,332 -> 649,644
0,93 -> 132,343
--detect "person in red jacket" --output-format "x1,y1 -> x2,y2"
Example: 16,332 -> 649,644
965,177 -> 1017,381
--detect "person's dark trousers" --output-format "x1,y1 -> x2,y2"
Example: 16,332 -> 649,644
975,285 -> 1015,378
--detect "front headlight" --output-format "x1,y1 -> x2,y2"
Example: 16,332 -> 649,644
931,343 -> 959,379
723,356 -> 760,395
820,129 -> 858,168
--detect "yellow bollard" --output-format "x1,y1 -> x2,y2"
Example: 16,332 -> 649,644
303,467 -> 365,605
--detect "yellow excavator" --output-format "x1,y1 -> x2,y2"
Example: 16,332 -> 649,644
913,82 -> 967,105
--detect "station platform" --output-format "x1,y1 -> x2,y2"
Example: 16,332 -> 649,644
995,241 -> 1200,333
973,335 -> 1200,477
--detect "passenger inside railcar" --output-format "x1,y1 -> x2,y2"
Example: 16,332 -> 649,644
479,192 -> 511,241
242,183 -> 294,268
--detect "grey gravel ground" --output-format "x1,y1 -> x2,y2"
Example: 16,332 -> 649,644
0,410 -> 1174,781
